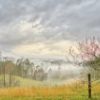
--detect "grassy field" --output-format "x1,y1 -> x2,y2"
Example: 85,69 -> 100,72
0,75 -> 100,100
0,81 -> 99,100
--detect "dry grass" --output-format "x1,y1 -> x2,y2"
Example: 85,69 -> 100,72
0,85 -> 78,97
0,81 -> 99,100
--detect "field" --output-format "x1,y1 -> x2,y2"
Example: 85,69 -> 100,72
0,79 -> 100,100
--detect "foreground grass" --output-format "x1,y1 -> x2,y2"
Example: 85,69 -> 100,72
0,96 -> 100,100
0,79 -> 100,100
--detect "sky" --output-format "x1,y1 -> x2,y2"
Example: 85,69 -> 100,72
0,0 -> 100,58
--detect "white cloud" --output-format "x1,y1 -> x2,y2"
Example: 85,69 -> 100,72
11,40 -> 78,57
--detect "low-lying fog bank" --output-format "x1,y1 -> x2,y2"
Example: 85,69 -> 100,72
32,62 -> 85,83
46,64 -> 83,80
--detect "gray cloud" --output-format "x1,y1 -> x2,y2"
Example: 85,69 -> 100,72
0,0 -> 100,56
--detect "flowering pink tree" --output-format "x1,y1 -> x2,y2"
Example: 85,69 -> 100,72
67,37 -> 100,66
79,37 -> 100,60
67,37 -> 100,80
79,37 -> 100,70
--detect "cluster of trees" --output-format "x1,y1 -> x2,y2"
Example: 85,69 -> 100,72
15,58 -> 47,81
0,58 -> 19,87
0,56 -> 48,87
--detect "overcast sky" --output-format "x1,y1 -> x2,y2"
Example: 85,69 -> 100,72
0,0 -> 100,58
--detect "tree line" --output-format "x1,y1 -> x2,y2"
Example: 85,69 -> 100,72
0,57 -> 48,87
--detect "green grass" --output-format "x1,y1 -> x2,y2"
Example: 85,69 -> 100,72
0,96 -> 100,100
0,75 -> 74,87
0,96 -> 65,100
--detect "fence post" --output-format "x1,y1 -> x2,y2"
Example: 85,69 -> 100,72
9,72 -> 12,87
3,62 -> 6,87
88,73 -> 92,98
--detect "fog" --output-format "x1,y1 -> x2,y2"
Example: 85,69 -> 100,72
32,57 -> 84,82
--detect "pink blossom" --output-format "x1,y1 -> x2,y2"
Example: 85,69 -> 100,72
79,38 -> 100,61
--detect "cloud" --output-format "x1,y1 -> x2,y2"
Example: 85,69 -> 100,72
0,0 -> 100,57
11,40 -> 77,57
